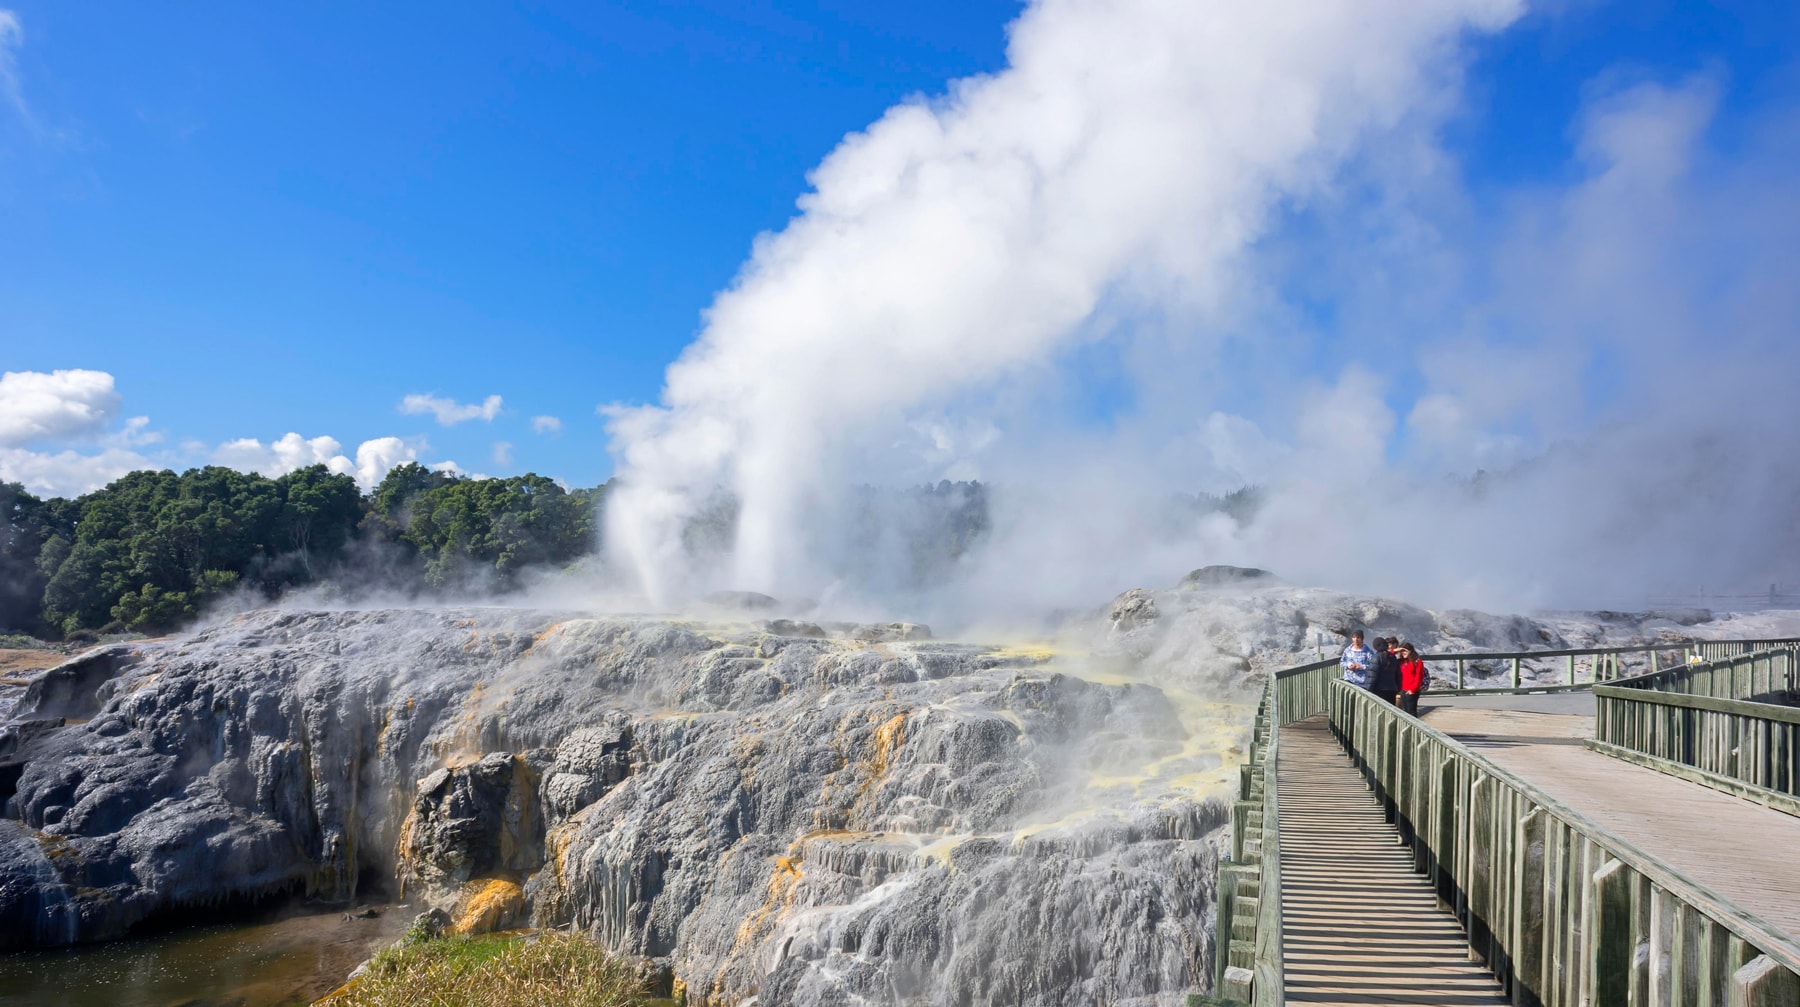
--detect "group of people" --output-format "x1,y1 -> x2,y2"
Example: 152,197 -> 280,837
1339,630 -> 1429,715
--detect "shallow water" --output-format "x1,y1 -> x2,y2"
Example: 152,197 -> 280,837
0,903 -> 410,1007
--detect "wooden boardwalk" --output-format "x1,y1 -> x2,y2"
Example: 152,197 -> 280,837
1278,718 -> 1508,1005
1423,702 -> 1800,941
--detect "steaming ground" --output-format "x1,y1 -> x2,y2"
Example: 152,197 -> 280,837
3,568 -> 1794,1004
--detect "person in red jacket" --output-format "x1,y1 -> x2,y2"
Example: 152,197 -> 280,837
1397,642 -> 1429,716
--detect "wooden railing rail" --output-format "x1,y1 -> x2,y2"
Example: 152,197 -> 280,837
1207,637 -> 1800,1004
1271,641 -> 1742,708
1591,647 -> 1800,816
1330,679 -> 1800,1006
1213,677 -> 1283,1005
1601,646 -> 1800,699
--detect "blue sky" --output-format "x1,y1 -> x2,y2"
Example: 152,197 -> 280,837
1,0 -> 1797,502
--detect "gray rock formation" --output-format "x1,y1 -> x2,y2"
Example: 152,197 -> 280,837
7,575 -> 1767,1002
0,608 -> 1231,1006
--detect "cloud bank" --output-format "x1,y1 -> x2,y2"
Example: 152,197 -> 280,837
0,370 -> 462,496
603,0 -> 1800,617
213,433 -> 428,489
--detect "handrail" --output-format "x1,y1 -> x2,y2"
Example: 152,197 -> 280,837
1601,645 -> 1800,699
1279,638 -> 1800,693
1591,647 -> 1800,815
1330,679 -> 1800,1003
1213,677 -> 1283,1005
1596,685 -> 1800,725
1251,715 -> 1281,1006
1210,638 -> 1800,1003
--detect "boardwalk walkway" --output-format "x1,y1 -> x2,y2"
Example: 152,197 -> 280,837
1422,700 -> 1800,940
1278,718 -> 1508,1006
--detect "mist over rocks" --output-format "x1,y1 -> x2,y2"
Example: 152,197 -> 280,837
0,605 -> 1238,1005
3,579 -> 1793,1002
1090,565 -> 1800,690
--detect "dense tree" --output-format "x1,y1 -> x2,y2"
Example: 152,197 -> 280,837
4,466 -> 1025,641
273,465 -> 363,578
26,467 -> 372,634
400,474 -> 602,588
0,482 -> 56,633
371,462 -> 458,528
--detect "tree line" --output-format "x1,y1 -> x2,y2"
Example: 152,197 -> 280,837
0,468 -> 1258,642
0,464 -> 607,639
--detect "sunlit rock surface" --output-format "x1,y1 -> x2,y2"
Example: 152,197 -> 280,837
0,608 -> 1241,1006
6,575 -> 1795,1004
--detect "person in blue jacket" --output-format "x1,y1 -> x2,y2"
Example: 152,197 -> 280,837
1341,630 -> 1376,688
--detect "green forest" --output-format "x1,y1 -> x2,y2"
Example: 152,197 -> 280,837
0,464 -> 606,639
0,470 -> 1250,642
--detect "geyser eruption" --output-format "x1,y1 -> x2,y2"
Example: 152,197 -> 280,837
605,0 -> 1525,606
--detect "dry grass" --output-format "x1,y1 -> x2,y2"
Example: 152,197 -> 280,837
0,646 -> 68,677
318,931 -> 651,1007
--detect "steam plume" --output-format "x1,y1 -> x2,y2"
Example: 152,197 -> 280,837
606,0 -> 1523,605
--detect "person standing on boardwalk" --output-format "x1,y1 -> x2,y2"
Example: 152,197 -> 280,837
1340,631 -> 1376,688
1371,636 -> 1401,706
1397,643 -> 1428,716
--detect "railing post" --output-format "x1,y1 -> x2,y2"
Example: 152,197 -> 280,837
1512,806 -> 1547,1000
1457,657 -> 1465,690
1731,955 -> 1800,1007
1568,653 -> 1576,686
1512,656 -> 1522,690
1590,859 -> 1633,1006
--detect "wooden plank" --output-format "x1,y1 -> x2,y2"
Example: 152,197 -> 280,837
1276,719 -> 1509,1006
1425,705 -> 1800,951
1591,859 -> 1632,1007
1583,738 -> 1800,819
1732,955 -> 1800,1007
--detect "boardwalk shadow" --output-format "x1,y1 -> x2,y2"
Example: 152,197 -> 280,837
1454,733 -> 1585,749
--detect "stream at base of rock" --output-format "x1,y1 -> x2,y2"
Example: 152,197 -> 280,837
0,902 -> 410,1007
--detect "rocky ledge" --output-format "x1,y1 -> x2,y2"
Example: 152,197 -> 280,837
0,608 -> 1236,1006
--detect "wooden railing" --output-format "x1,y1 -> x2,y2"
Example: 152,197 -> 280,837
1208,637 -> 1800,1005
1591,647 -> 1800,816
1273,641 -> 1781,707
1603,646 -> 1799,699
1331,679 -> 1800,1006
1213,678 -> 1282,1005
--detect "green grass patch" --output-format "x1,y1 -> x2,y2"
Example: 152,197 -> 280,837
321,931 -> 650,1007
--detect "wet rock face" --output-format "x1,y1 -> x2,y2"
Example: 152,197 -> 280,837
0,608 -> 1232,1006
402,752 -> 544,899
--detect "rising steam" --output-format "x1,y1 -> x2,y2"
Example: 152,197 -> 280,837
604,0 -> 1800,618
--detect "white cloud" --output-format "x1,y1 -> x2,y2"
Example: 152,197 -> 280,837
352,437 -> 424,488
0,369 -> 122,447
209,432 -> 428,489
109,415 -> 162,448
213,432 -> 352,478
492,441 -> 514,467
531,415 -> 562,434
0,369 -> 457,497
0,445 -> 152,498
399,393 -> 502,426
